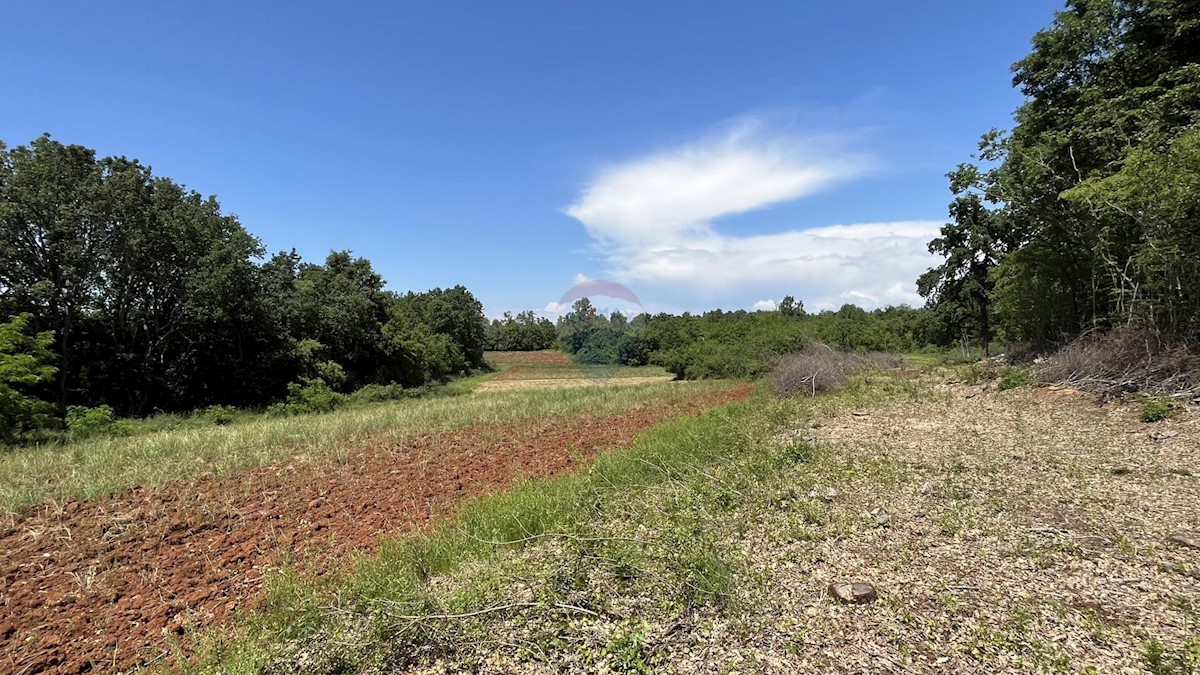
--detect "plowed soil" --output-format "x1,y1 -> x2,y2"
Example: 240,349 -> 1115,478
1,384 -> 753,674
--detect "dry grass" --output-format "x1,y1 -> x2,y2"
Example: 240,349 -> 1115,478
177,372 -> 1200,674
732,379 -> 1200,673
769,346 -> 903,397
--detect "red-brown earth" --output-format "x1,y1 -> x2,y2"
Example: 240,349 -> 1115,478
0,384 -> 753,674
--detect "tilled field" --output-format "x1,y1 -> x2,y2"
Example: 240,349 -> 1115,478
0,384 -> 753,674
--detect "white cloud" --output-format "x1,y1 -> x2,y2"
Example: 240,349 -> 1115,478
565,117 -> 871,247
572,272 -> 591,284
564,116 -> 941,311
543,301 -> 565,313
605,220 -> 942,310
753,299 -> 777,311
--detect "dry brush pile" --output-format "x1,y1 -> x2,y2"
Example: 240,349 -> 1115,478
768,346 -> 903,398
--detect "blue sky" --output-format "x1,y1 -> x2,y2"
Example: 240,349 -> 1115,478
2,1 -> 1061,316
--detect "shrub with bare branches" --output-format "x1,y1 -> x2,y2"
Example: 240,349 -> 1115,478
1034,328 -> 1200,396
769,345 -> 902,397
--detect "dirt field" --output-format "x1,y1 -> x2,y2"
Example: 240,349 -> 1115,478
478,351 -> 675,392
0,384 -> 753,674
476,375 -> 675,392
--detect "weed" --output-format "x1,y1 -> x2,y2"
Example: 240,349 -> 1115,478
1141,397 -> 1171,423
584,622 -> 652,674
998,367 -> 1035,391
1144,637 -> 1200,675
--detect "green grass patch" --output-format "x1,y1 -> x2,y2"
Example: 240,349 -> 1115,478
1140,396 -> 1172,423
178,385 -> 799,673
179,369 -> 939,673
0,380 -> 735,515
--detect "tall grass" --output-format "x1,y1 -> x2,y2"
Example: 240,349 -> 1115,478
0,380 -> 734,515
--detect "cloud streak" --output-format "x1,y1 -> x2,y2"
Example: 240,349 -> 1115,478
564,116 -> 941,311
565,118 -> 870,247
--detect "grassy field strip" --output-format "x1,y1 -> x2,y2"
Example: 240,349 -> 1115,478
0,380 -> 734,516
178,373 -> 933,673
181,371 -> 1200,674
475,375 -> 675,392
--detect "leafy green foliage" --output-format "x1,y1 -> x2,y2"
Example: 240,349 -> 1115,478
918,158 -> 1015,356
1139,397 -> 1171,423
0,314 -> 57,442
270,379 -> 347,416
0,136 -> 489,439
924,0 -> 1200,353
66,405 -> 125,440
484,310 -> 556,351
555,299 -> 943,380
997,367 -> 1035,391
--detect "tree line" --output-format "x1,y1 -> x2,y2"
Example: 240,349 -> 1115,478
919,0 -> 1200,354
553,296 -> 949,379
0,135 -> 487,440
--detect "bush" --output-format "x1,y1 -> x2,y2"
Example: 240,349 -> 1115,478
348,383 -> 414,404
198,405 -> 240,426
768,346 -> 901,397
997,367 -> 1035,391
66,405 -> 126,439
269,379 -> 347,416
1140,397 -> 1171,423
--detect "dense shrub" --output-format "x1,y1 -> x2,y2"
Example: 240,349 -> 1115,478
66,405 -> 126,439
269,379 -> 347,416
198,405 -> 240,426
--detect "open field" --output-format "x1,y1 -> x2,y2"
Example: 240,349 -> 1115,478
181,370 -> 1200,674
4,361 -> 1198,674
477,351 -> 674,391
0,372 -> 750,674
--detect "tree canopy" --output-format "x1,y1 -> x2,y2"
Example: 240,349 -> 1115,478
920,0 -> 1200,348
0,135 -> 488,436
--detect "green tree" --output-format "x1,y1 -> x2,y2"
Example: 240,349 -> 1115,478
979,0 -> 1200,343
918,159 -> 1015,356
778,296 -> 806,317
0,136 -> 105,411
0,314 -> 57,442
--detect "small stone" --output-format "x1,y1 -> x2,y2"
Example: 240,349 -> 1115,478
867,508 -> 892,526
827,582 -> 878,604
851,411 -> 870,417
1150,430 -> 1179,441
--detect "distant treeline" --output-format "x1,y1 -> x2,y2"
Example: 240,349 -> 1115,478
553,296 -> 948,379
918,0 -> 1200,354
0,135 -> 487,439
483,311 -> 557,351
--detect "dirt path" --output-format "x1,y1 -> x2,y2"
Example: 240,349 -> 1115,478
727,382 -> 1200,673
476,375 -> 675,392
0,384 -> 753,675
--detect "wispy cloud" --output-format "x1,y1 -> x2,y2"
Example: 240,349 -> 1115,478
565,116 -> 870,247
563,115 -> 941,310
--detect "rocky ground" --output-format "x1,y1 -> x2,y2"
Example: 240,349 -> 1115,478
398,377 -> 1200,674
